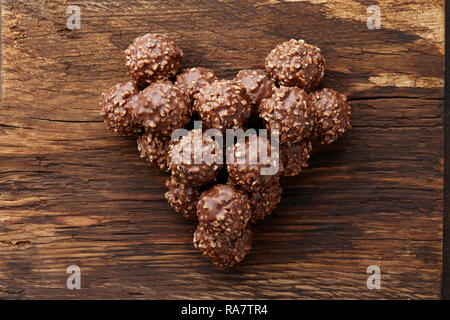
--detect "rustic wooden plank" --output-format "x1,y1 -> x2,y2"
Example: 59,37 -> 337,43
0,0 -> 444,299
442,0 -> 449,299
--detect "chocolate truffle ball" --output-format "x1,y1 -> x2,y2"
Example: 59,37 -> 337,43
125,33 -> 183,86
234,69 -> 275,114
165,176 -> 202,220
176,67 -> 217,101
196,184 -> 251,239
280,139 -> 312,177
133,81 -> 191,136
168,129 -> 223,187
259,86 -> 315,144
194,224 -> 252,267
265,39 -> 325,92
310,88 -> 351,144
194,80 -> 251,131
99,81 -> 141,135
137,132 -> 171,172
227,135 -> 281,192
248,182 -> 282,223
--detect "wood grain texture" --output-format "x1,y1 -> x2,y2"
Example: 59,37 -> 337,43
0,0 -> 444,299
442,0 -> 449,300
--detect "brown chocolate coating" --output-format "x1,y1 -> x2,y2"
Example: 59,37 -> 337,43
99,81 -> 142,135
137,132 -> 171,172
125,33 -> 183,86
194,80 -> 251,131
259,86 -> 315,144
168,129 -> 223,187
194,224 -> 252,267
176,67 -> 217,101
227,135 -> 281,192
165,176 -> 201,220
265,39 -> 325,92
196,184 -> 251,239
248,182 -> 282,223
280,139 -> 312,177
234,69 -> 275,114
98,36 -> 356,268
133,81 -> 191,136
310,88 -> 351,144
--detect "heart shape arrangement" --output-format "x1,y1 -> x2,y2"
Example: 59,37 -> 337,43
99,33 -> 351,267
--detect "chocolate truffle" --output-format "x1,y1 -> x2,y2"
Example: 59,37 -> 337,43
310,88 -> 351,144
194,224 -> 252,267
125,33 -> 183,86
194,80 -> 251,131
137,132 -> 171,172
234,69 -> 275,114
99,81 -> 141,135
265,39 -> 325,92
133,81 -> 191,136
280,139 -> 312,177
168,129 -> 223,187
165,176 -> 202,220
196,184 -> 251,239
248,182 -> 282,223
176,67 -> 217,101
227,135 -> 281,192
259,86 -> 315,144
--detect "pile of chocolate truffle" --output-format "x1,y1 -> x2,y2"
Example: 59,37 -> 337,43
99,34 -> 351,267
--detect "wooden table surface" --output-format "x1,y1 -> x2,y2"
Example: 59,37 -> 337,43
0,0 -> 445,299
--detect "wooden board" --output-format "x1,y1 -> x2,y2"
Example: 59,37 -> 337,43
0,0 -> 444,299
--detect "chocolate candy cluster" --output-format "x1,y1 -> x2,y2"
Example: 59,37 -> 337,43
99,34 -> 351,267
